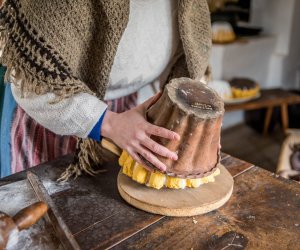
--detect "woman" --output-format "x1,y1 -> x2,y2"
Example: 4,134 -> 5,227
0,0 -> 211,178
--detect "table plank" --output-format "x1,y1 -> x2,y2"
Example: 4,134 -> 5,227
113,167 -> 300,250
50,169 -> 126,234
220,152 -> 230,160
75,207 -> 163,250
49,161 -> 165,248
0,180 -> 63,249
220,154 -> 254,177
70,155 -> 252,249
0,154 -> 259,250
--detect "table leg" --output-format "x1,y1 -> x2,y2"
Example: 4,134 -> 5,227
263,107 -> 273,136
281,104 -> 289,133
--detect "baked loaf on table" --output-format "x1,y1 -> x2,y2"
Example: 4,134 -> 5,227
119,78 -> 225,189
230,78 -> 260,98
212,22 -> 236,44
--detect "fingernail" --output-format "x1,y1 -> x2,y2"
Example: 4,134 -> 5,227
175,134 -> 180,140
172,154 -> 178,161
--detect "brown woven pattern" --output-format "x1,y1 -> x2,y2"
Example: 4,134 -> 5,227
0,0 -> 211,100
0,0 -> 129,101
178,0 -> 212,79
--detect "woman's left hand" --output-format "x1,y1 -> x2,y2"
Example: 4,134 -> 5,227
101,93 -> 180,172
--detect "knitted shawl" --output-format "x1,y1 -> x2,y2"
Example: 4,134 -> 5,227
0,0 -> 212,180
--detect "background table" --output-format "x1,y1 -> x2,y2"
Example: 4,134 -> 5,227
225,89 -> 300,135
1,153 -> 300,249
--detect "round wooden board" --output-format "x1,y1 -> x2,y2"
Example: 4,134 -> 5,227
117,164 -> 234,217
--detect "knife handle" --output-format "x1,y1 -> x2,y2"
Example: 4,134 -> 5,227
13,201 -> 48,231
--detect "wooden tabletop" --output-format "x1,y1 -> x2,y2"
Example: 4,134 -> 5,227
1,153 -> 300,250
225,88 -> 300,111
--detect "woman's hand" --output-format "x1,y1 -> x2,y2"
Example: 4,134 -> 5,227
101,94 -> 180,172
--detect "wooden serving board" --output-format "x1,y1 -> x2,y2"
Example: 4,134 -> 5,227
117,164 -> 233,217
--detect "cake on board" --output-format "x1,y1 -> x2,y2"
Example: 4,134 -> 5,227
117,78 -> 234,216
119,78 -> 224,189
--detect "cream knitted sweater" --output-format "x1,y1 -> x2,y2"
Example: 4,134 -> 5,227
12,0 -> 179,137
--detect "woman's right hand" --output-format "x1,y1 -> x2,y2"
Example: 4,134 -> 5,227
101,94 -> 180,172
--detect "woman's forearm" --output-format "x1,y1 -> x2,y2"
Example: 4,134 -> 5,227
11,84 -> 107,138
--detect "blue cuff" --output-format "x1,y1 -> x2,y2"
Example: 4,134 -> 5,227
88,109 -> 107,142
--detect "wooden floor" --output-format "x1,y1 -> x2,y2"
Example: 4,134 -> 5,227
221,123 -> 285,173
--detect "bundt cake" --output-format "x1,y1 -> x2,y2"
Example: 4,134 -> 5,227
229,78 -> 260,99
212,21 -> 236,44
119,78 -> 225,189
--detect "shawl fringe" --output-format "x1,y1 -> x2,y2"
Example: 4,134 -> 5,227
58,138 -> 110,182
0,2 -> 92,103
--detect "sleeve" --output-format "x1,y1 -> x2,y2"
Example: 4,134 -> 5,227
88,109 -> 107,142
11,84 -> 107,138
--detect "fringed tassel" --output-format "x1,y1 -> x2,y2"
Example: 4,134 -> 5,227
4,66 -> 11,82
58,138 -> 112,182
0,27 -> 7,58
0,1 -> 91,102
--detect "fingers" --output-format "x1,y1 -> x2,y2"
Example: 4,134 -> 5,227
141,137 -> 177,160
146,124 -> 180,141
127,149 -> 154,172
129,146 -> 167,172
138,147 -> 167,172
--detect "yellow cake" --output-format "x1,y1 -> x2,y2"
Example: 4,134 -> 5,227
212,21 -> 236,44
119,150 -> 220,190
230,78 -> 260,99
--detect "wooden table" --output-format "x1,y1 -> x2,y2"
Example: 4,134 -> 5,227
225,89 -> 300,135
1,154 -> 300,250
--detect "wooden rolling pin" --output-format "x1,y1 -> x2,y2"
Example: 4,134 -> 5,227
0,201 -> 48,250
